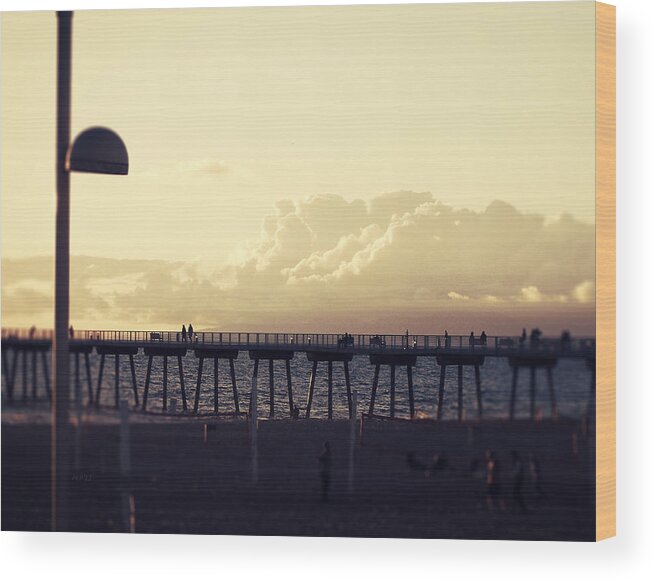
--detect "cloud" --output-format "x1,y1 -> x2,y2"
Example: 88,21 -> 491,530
572,280 -> 595,303
2,192 -> 595,333
448,291 -> 470,301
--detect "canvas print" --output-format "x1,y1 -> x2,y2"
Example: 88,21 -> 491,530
1,2 -> 613,540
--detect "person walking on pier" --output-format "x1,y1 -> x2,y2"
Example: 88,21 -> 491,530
529,328 -> 542,350
188,323 -> 194,342
318,441 -> 332,503
69,325 -> 74,340
181,324 -> 187,342
560,330 -> 572,353
444,330 -> 450,348
469,331 -> 475,350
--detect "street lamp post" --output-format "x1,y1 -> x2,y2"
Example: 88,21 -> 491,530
52,11 -> 128,531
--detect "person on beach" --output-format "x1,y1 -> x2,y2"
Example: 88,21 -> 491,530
318,441 -> 332,502
528,453 -> 544,501
181,324 -> 187,342
485,450 -> 502,511
188,323 -> 194,342
511,450 -> 527,513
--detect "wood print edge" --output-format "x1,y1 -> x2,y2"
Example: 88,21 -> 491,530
595,0 -> 616,541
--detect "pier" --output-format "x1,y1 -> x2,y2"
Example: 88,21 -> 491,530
1,328 -> 596,421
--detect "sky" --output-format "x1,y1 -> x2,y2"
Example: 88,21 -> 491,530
1,3 -> 596,334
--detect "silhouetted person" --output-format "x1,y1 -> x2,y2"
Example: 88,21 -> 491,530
511,450 -> 526,513
407,451 -> 427,472
469,331 -> 475,350
318,442 -> 332,502
429,452 -> 448,474
480,331 -> 487,345
561,330 -> 572,353
444,330 -> 450,348
188,324 -> 194,342
181,324 -> 187,342
485,450 -> 502,511
529,328 -> 542,350
29,326 -> 36,339
69,325 -> 74,340
528,453 -> 544,501
519,328 -> 527,349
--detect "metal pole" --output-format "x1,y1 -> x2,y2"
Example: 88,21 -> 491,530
52,10 -> 73,532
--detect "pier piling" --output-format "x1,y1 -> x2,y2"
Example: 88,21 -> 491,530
507,356 -> 558,420
407,365 -> 415,418
249,350 -> 294,418
141,346 -> 186,412
305,352 -> 354,419
368,354 -> 417,419
193,348 -> 238,414
435,355 -> 485,421
305,361 -> 318,418
129,354 -> 139,407
97,346 -> 139,408
142,356 -> 153,410
95,353 -> 105,405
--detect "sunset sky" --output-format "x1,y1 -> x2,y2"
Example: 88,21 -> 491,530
1,3 -> 596,334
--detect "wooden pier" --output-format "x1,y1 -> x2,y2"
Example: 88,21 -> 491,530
1,328 -> 596,421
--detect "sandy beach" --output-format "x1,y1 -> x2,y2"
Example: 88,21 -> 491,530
1,405 -> 594,540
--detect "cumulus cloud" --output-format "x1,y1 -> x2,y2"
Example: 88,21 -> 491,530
448,291 -> 470,301
2,192 -> 595,333
518,286 -> 567,303
572,280 -> 595,303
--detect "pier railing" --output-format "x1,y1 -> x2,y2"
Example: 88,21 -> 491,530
1,328 -> 595,357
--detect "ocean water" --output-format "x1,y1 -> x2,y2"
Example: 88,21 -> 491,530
4,350 -> 593,420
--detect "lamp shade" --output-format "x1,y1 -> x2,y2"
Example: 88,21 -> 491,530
67,127 -> 128,175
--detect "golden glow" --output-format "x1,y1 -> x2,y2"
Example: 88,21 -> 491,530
1,4 -> 596,333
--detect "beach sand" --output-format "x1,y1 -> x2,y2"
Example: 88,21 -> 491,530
1,407 -> 595,540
